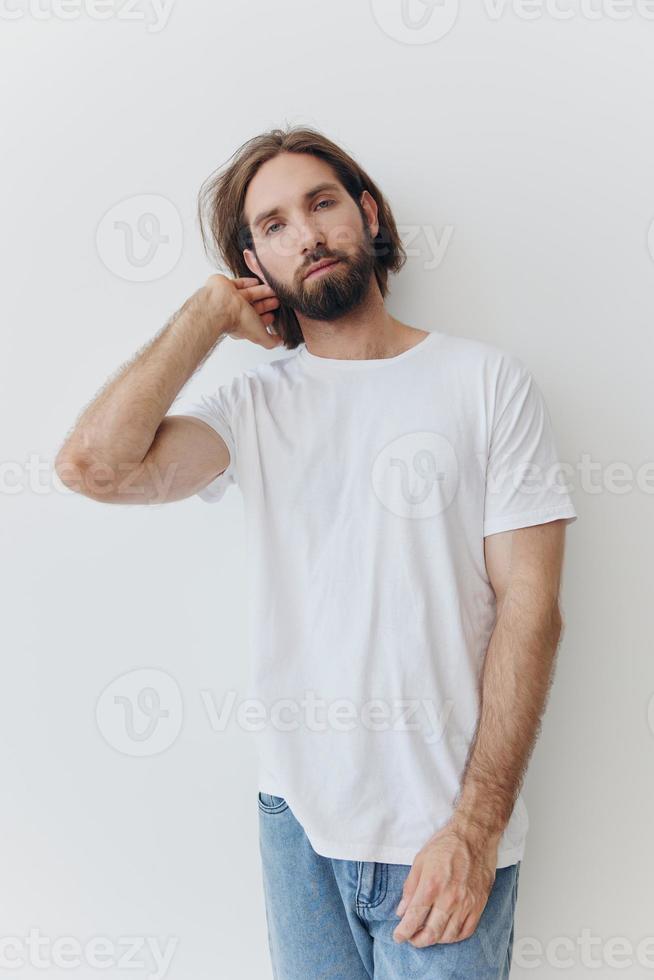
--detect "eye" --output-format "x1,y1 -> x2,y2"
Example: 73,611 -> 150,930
264,200 -> 336,236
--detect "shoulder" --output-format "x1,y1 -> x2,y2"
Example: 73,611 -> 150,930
234,346 -> 303,392
218,345 -> 300,391
438,330 -> 527,375
436,330 -> 531,393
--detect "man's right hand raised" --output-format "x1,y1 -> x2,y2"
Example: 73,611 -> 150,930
55,272 -> 284,505
200,273 -> 283,349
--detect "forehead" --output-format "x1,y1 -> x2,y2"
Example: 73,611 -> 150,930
244,152 -> 342,229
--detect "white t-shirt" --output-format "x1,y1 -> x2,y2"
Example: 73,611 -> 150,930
169,329 -> 578,868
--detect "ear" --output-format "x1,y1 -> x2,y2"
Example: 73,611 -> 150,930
243,247 -> 266,284
359,189 -> 380,240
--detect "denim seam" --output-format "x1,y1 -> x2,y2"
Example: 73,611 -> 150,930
356,862 -> 388,910
257,792 -> 289,814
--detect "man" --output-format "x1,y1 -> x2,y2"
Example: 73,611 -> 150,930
56,125 -> 578,979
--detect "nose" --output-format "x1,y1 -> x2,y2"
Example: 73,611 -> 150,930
296,216 -> 327,255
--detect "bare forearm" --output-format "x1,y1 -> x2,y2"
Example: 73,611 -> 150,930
57,289 -> 229,472
452,591 -> 562,838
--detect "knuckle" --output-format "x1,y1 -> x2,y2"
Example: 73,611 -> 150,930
421,881 -> 439,902
205,272 -> 228,290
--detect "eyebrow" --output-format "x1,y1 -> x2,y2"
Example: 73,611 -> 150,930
251,182 -> 343,232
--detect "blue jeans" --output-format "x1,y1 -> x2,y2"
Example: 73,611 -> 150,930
258,792 -> 520,979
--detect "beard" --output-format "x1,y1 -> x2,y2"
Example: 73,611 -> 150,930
254,221 -> 377,322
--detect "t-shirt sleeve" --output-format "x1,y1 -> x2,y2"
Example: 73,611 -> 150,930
483,365 -> 578,537
167,383 -> 238,503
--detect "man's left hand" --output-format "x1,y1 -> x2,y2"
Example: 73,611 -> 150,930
392,818 -> 501,947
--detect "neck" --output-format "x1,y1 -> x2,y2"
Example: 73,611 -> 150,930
297,283 -> 428,361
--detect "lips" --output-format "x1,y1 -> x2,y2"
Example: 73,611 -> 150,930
304,259 -> 340,279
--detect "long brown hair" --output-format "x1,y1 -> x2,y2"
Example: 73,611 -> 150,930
197,125 -> 407,349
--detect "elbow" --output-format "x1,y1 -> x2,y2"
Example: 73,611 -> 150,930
55,447 -> 108,496
55,450 -> 87,492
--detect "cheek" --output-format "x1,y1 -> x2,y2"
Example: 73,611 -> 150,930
327,219 -> 363,253
263,228 -> 303,265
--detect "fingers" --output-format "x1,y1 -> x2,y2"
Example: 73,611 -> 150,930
457,909 -> 480,941
396,864 -> 421,917
409,905 -> 457,947
392,900 -> 433,943
260,328 -> 283,349
232,276 -> 262,287
252,296 -> 280,314
258,312 -> 283,346
227,275 -> 283,349
234,277 -> 277,300
394,896 -> 480,947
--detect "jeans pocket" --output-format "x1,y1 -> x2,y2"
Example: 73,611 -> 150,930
258,791 -> 289,814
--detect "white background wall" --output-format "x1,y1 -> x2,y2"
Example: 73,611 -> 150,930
2,2 -> 653,977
